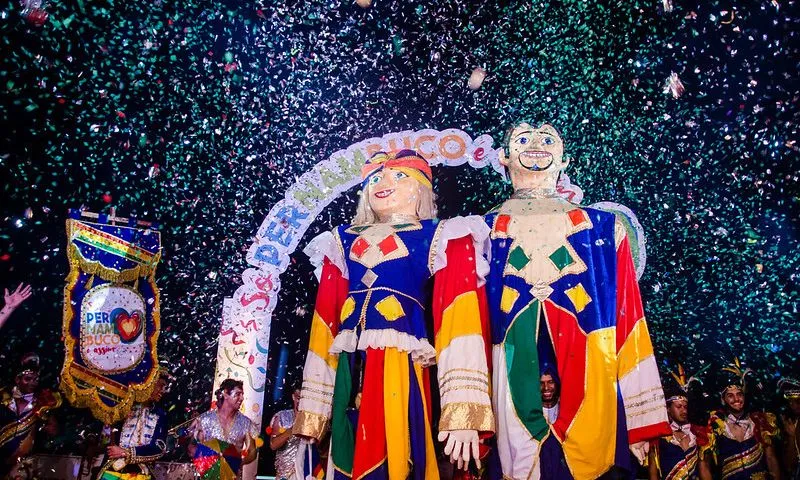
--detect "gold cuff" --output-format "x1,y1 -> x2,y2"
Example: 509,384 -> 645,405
439,402 -> 495,432
292,410 -> 329,441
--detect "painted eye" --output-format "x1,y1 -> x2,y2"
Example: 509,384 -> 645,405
518,137 -> 529,145
392,171 -> 409,180
368,174 -> 382,185
542,136 -> 555,146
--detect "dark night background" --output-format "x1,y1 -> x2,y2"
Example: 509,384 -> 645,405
1,0 -> 798,474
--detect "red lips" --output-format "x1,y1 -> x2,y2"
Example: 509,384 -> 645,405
374,189 -> 395,199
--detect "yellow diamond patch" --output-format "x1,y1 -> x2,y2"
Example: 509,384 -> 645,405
340,296 -> 356,322
375,295 -> 405,321
565,283 -> 592,313
500,286 -> 520,314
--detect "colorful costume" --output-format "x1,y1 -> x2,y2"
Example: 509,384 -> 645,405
295,215 -> 494,479
651,422 -> 702,480
485,197 -> 670,479
697,410 -> 779,480
193,410 -> 258,453
99,404 -> 169,479
0,387 -> 61,477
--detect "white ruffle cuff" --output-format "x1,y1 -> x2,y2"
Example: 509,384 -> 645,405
303,230 -> 348,280
330,328 -> 437,367
430,215 -> 491,286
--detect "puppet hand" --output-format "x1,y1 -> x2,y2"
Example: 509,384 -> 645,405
438,430 -> 480,471
630,441 -> 649,465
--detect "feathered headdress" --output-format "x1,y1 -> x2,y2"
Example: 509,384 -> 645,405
665,363 -> 707,404
778,377 -> 800,400
720,357 -> 754,395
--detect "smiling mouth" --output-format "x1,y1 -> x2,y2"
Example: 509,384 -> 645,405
519,150 -> 553,171
374,189 -> 395,199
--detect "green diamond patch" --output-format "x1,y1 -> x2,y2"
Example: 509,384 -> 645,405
549,245 -> 575,271
508,245 -> 531,271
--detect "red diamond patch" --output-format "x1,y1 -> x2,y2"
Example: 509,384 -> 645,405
351,237 -> 370,258
495,214 -> 511,234
378,235 -> 399,255
567,209 -> 588,227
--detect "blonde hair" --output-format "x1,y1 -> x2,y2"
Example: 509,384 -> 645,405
351,181 -> 437,225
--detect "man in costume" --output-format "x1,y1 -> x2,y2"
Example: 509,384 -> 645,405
294,149 -> 494,478
538,366 -> 572,479
0,353 -> 61,479
648,371 -> 708,480
269,388 -> 301,480
484,121 -> 670,479
100,369 -> 172,479
191,379 -> 259,480
697,359 -> 781,480
778,377 -> 800,480
540,367 -> 560,426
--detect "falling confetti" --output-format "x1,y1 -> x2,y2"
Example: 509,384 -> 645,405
0,0 -> 797,470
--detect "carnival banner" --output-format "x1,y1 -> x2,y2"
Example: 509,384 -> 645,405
61,210 -> 162,424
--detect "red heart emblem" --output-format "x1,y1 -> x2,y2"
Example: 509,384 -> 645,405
114,310 -> 143,343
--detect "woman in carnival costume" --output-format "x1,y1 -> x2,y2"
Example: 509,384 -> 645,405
696,358 -> 781,480
294,149 -> 494,479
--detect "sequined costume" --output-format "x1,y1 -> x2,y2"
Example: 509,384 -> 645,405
193,410 -> 258,452
484,197 -> 670,479
697,411 -> 779,480
295,216 -> 494,480
191,409 -> 258,480
650,422 -> 702,480
270,409 -> 300,480
0,387 -> 60,477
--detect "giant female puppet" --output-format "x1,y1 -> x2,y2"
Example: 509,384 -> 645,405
294,149 -> 494,478
484,122 -> 671,479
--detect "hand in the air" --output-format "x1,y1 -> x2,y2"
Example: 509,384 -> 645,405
438,429 -> 480,471
3,283 -> 32,310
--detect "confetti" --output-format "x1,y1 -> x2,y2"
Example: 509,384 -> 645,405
0,0 -> 796,461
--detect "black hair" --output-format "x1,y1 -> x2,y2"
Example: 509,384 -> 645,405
214,378 -> 244,407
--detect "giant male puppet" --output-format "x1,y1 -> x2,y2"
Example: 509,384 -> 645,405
294,149 -> 494,478
484,122 -> 671,479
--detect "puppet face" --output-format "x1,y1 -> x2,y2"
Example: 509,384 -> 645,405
722,386 -> 745,414
667,398 -> 689,424
367,167 -> 422,220
501,123 -> 567,184
540,373 -> 559,404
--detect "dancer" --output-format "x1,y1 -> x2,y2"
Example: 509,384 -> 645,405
294,149 -> 494,478
0,353 -> 61,478
697,359 -> 781,480
191,379 -> 259,480
648,369 -> 708,480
